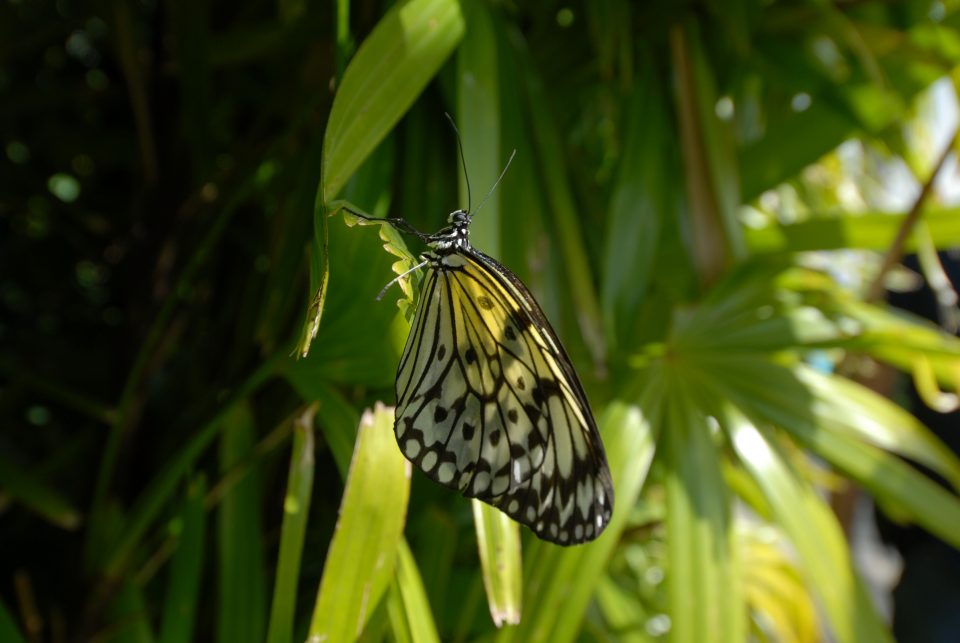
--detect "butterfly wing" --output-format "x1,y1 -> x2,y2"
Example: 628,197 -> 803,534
394,248 -> 614,545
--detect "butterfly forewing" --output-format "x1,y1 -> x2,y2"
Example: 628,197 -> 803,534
394,241 -> 614,545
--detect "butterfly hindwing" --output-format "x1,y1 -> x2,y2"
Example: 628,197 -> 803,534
394,246 -> 614,545
395,257 -> 538,501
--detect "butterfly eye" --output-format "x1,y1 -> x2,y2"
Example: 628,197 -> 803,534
447,209 -> 470,225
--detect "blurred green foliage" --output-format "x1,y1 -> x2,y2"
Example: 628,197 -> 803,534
4,0 -> 960,641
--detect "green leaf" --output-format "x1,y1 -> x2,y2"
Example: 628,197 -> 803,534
512,36 -> 605,366
472,500 -> 521,627
288,207 -> 415,388
456,0 -> 501,256
308,403 -> 412,640
744,207 -> 960,254
158,477 -> 206,643
671,19 -> 746,271
705,353 -> 960,493
495,28 -> 552,302
713,358 -> 960,549
105,580 -> 155,643
663,384 -> 745,643
322,0 -> 465,201
594,576 -> 655,643
300,133 -> 395,359
602,68 -> 674,352
740,527 -> 818,643
102,356 -> 281,579
0,450 -> 81,530
724,406 -> 890,643
795,365 -> 960,491
834,297 -> 960,392
313,383 -> 362,478
796,412 -> 960,549
0,599 -> 27,643
217,401 -> 267,643
333,201 -> 421,303
387,540 -> 442,643
266,406 -> 316,643
296,173 -> 330,358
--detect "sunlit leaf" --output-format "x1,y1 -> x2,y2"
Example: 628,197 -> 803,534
309,404 -> 411,641
322,0 -> 465,201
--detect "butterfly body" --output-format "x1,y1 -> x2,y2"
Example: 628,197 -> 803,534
393,208 -> 614,545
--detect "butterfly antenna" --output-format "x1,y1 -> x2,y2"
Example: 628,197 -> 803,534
445,112 -> 472,213
472,149 -> 517,218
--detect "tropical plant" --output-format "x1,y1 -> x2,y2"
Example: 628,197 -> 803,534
4,0 -> 960,642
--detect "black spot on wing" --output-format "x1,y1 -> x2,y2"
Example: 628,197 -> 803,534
525,404 -> 542,425
510,308 -> 532,331
526,426 -> 545,450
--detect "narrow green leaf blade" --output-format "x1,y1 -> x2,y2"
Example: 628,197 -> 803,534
308,403 -> 412,640
217,402 -> 267,643
0,599 -> 27,643
602,69 -> 672,352
724,406 -> 890,643
739,529 -> 818,643
297,181 -> 329,358
266,406 -> 317,643
796,365 -> 960,491
102,356 -> 280,579
514,39 -> 605,364
0,450 -> 81,530
594,576 -> 655,643
663,387 -> 745,643
388,540 -> 442,643
322,0 -> 465,201
106,580 -> 155,643
798,415 -> 960,549
456,0 -> 500,255
472,500 -> 521,627
158,477 -> 206,643
744,207 -> 960,254
708,357 -> 960,543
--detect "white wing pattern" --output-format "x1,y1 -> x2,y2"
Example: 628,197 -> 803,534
394,237 -> 614,545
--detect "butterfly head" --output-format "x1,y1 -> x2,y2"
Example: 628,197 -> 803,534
429,209 -> 472,252
448,209 -> 471,226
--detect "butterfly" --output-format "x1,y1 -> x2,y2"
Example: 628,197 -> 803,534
346,148 -> 614,545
